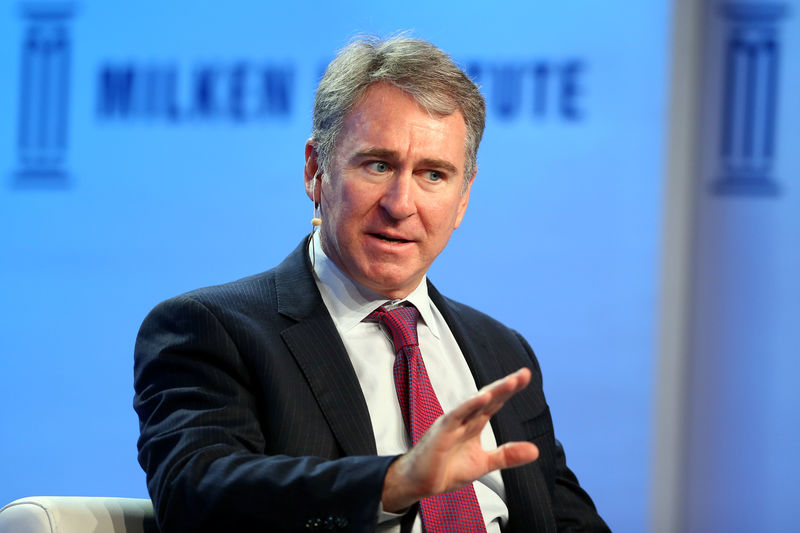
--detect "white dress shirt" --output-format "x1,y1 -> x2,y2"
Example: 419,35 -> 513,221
309,231 -> 508,532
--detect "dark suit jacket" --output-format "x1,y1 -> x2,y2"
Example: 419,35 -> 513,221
134,239 -> 609,532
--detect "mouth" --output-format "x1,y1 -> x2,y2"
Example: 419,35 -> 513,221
369,232 -> 412,244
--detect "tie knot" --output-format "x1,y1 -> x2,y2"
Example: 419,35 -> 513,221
369,305 -> 420,351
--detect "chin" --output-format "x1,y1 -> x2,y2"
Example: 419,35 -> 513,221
360,269 -> 420,298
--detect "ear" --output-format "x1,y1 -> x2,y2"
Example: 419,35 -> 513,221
453,169 -> 476,229
304,139 -> 321,203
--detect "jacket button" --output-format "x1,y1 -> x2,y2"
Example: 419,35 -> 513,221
305,518 -> 322,529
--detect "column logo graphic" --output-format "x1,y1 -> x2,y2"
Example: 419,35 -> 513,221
15,3 -> 75,187
714,2 -> 788,196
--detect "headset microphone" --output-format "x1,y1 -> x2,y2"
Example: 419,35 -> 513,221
310,173 -> 322,227
309,174 -> 322,268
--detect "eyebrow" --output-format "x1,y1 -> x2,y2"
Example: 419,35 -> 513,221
352,147 -> 460,176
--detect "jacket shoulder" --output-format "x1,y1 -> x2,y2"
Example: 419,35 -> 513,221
148,238 -> 312,321
432,286 -> 527,345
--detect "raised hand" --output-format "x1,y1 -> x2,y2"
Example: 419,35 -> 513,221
381,368 -> 540,512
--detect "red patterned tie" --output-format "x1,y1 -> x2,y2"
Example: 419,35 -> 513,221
369,306 -> 487,533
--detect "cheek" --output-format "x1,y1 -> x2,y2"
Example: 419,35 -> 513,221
328,193 -> 366,240
341,183 -> 381,218
430,200 -> 462,227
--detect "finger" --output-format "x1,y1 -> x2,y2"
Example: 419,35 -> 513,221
442,389 -> 492,428
478,368 -> 531,417
480,368 -> 531,397
440,368 -> 532,430
485,441 -> 539,472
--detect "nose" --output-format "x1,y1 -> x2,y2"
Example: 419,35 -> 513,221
379,171 -> 416,220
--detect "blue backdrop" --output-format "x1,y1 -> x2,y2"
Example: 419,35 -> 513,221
0,2 -> 671,531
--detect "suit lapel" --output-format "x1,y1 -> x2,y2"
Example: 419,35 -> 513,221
427,282 -> 510,392
429,283 -> 556,533
428,283 -> 523,448
274,239 -> 377,457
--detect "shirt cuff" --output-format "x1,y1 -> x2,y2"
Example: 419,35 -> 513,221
376,501 -> 411,524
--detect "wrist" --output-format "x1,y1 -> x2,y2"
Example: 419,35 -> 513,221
381,454 -> 420,513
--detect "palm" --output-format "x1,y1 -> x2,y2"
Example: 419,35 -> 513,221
383,368 -> 540,511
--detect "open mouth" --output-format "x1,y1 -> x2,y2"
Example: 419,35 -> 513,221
370,233 -> 411,244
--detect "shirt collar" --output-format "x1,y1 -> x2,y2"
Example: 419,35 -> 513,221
309,231 -> 440,338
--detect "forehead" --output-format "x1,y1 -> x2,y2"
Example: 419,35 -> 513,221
335,83 -> 467,167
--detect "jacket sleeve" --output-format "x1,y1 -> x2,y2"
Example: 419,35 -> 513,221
550,441 -> 611,532
514,332 -> 611,533
133,295 -> 394,533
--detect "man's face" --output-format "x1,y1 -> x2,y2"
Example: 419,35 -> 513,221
305,82 -> 474,299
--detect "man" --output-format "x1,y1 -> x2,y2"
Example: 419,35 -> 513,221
134,36 -> 609,532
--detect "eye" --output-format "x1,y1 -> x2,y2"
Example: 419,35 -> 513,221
426,170 -> 443,182
367,161 -> 389,173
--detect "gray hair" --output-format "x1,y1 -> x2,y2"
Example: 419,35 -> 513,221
312,35 -> 486,188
